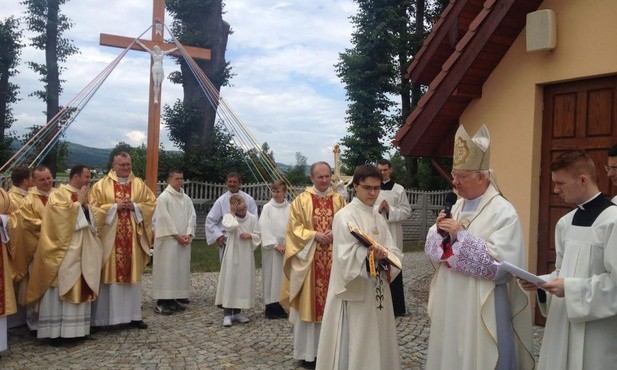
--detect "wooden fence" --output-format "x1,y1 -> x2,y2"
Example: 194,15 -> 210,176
0,177 -> 450,241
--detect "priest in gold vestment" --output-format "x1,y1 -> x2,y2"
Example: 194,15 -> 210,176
0,189 -> 18,351
281,161 -> 346,368
89,152 -> 155,329
26,165 -> 103,339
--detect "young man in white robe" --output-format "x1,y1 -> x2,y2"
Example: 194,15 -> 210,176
316,164 -> 402,370
520,150 -> 617,370
205,172 -> 258,262
424,125 -> 534,370
215,195 -> 260,327
375,158 -> 411,317
152,169 -> 196,315
25,165 -> 103,340
258,180 -> 289,319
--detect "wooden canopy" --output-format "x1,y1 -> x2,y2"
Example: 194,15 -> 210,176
394,0 -> 543,157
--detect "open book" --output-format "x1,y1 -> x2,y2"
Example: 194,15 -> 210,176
348,223 -> 402,270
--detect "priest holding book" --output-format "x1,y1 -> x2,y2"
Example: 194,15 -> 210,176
316,164 -> 402,370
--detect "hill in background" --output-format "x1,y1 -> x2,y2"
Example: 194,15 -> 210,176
66,142 -> 293,174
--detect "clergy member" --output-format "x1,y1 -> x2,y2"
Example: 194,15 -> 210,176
17,165 -> 54,331
6,166 -> 32,328
25,164 -> 103,339
424,125 -> 534,370
607,143 -> 617,203
281,161 -> 346,369
316,164 -> 402,370
0,189 -> 18,352
259,179 -> 290,319
152,169 -> 196,315
89,152 -> 155,329
375,158 -> 411,317
205,172 -> 258,262
520,150 -> 617,369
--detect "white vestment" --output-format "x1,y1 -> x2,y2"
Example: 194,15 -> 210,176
424,184 -> 534,370
259,198 -> 289,304
374,182 -> 411,249
215,213 -> 260,309
316,197 -> 402,370
205,190 -> 258,245
537,195 -> 617,370
152,185 -> 196,300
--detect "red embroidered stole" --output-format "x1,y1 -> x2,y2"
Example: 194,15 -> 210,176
310,193 -> 335,321
113,182 -> 133,282
37,194 -> 48,206
70,192 -> 95,301
0,240 -> 5,315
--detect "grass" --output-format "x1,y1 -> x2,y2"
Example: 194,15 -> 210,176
145,239 -> 425,273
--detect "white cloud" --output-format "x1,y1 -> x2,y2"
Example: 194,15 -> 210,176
1,0 -> 358,171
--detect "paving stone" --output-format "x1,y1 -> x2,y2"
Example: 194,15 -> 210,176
0,252 -> 542,369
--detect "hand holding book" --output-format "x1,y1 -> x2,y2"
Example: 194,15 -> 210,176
348,223 -> 402,271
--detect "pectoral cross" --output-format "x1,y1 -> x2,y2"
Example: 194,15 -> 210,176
99,0 -> 211,191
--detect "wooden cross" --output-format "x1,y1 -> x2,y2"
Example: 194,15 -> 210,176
99,0 -> 211,191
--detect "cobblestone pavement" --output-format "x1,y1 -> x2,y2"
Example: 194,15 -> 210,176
1,252 -> 543,369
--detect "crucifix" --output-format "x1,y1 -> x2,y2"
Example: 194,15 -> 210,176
99,0 -> 211,191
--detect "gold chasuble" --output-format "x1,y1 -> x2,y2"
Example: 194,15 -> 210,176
25,185 -> 103,305
0,189 -> 18,316
281,187 -> 345,323
89,171 -> 155,284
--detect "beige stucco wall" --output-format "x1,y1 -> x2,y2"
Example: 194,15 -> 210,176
459,0 -> 617,272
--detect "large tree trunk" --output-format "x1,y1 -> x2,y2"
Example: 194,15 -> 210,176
42,0 -> 60,175
179,2 -> 229,157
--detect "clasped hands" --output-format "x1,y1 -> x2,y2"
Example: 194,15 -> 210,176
314,230 -> 333,245
174,234 -> 192,247
116,198 -> 134,211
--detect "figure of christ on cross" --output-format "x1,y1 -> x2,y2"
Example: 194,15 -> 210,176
99,0 -> 211,191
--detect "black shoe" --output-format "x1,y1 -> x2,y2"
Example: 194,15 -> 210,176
130,320 -> 148,329
274,304 -> 288,319
169,300 -> 186,312
301,360 -> 316,369
176,298 -> 190,305
394,311 -> 409,317
265,309 -> 278,319
155,304 -> 174,315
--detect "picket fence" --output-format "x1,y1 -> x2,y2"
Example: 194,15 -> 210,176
0,177 -> 449,241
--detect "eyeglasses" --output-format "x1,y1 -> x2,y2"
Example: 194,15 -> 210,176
450,171 -> 476,180
604,165 -> 617,173
357,184 -> 381,192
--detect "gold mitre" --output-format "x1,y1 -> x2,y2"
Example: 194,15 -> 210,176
453,124 -> 490,170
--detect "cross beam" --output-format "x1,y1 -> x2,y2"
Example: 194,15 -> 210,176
99,0 -> 211,192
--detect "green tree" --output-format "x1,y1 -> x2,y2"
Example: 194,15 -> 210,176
164,0 -> 233,181
21,0 -> 79,175
338,0 -> 448,186
285,152 -> 309,186
0,16 -> 23,165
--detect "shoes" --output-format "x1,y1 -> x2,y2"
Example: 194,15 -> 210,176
223,315 -> 232,327
176,298 -> 190,305
155,304 -> 174,315
274,304 -> 289,319
232,312 -> 250,323
265,309 -> 278,319
394,311 -> 410,317
169,300 -> 186,312
300,360 -> 316,369
130,320 -> 148,329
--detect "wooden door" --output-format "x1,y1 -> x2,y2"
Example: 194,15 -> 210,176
537,75 -> 617,324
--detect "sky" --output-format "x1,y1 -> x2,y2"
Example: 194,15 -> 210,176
1,0 -> 359,166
